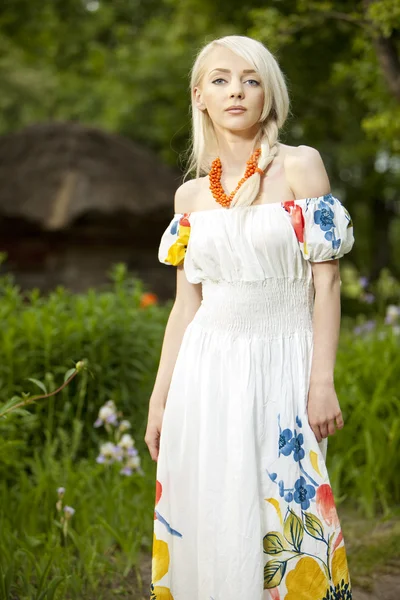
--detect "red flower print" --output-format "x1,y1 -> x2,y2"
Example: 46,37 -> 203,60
282,201 -> 305,244
179,214 -> 191,228
154,479 -> 162,519
316,483 -> 340,528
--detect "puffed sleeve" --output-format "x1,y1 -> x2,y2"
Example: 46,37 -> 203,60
283,194 -> 355,262
158,212 -> 191,266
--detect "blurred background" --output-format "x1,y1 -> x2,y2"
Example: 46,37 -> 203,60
0,0 -> 399,298
0,1 -> 399,599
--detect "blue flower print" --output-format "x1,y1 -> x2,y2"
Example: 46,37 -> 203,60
170,219 -> 179,235
278,480 -> 285,497
322,193 -> 335,205
314,205 -> 335,231
279,429 -> 294,456
284,491 -> 294,503
296,416 -> 302,428
292,433 -> 305,462
293,476 -> 316,510
323,229 -> 342,247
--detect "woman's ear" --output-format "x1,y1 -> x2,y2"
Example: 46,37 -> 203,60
193,87 -> 206,111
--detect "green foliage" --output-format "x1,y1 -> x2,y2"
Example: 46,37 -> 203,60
331,323 -> 400,517
0,420 -> 156,598
0,264 -> 169,477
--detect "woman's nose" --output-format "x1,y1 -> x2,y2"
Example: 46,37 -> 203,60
229,79 -> 244,98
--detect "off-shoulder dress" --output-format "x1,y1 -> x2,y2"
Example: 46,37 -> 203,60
151,194 -> 355,600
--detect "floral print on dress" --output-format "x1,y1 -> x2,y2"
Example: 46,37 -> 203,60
282,194 -> 354,263
150,480 -> 182,599
264,414 -> 352,599
158,213 -> 191,266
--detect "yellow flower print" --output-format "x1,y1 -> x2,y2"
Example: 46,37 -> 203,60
284,557 -> 328,600
165,215 -> 190,266
150,586 -> 174,600
152,533 -> 170,582
150,533 -> 174,599
332,546 -> 350,587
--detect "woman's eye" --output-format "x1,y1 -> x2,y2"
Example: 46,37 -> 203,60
211,78 -> 260,86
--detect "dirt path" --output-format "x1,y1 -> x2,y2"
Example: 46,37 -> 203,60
353,573 -> 400,600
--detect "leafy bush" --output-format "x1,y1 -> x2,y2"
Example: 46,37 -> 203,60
0,261 -> 170,469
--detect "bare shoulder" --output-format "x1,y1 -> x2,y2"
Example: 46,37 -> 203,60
174,177 -> 204,213
282,144 -> 331,199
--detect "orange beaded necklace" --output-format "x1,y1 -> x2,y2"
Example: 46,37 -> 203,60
209,147 -> 263,208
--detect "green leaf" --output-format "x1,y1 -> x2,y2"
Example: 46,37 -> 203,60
3,563 -> 14,598
64,368 -> 76,383
284,508 -> 304,552
0,395 -> 22,415
26,378 -> 48,395
35,554 -> 54,598
45,576 -> 65,600
264,559 -> 287,589
263,531 -> 290,555
303,511 -> 326,542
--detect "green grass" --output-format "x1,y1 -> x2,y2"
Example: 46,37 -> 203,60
0,421 -> 157,599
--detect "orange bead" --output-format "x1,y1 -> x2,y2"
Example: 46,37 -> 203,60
208,148 -> 261,208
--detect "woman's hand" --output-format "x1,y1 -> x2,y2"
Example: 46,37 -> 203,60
144,404 -> 165,462
307,380 -> 344,443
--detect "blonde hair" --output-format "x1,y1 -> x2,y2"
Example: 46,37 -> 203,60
184,35 -> 290,208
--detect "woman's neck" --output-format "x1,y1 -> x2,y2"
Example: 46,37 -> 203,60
212,130 -> 261,177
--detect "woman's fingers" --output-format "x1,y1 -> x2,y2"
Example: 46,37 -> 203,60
311,424 -> 322,443
327,419 -> 336,436
319,422 -> 329,439
335,411 -> 344,430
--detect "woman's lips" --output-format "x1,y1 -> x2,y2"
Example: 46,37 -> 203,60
226,108 -> 246,113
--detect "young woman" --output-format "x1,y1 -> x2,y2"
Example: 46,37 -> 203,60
145,34 -> 354,600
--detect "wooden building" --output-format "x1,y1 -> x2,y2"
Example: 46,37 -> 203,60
0,122 -> 181,301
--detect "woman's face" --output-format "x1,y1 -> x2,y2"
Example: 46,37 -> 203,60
193,45 -> 265,136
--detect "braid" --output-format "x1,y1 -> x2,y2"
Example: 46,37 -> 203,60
230,118 -> 280,209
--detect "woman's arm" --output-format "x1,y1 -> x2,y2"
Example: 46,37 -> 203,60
145,183 -> 202,461
148,267 -> 202,412
285,146 -> 345,442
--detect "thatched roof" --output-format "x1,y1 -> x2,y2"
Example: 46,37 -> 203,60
0,122 -> 181,230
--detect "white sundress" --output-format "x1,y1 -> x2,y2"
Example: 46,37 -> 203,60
151,194 -> 355,600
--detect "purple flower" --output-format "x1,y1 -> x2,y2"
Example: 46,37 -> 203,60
364,320 -> 376,332
94,418 -> 103,428
96,455 -> 106,464
64,506 -> 75,518
126,447 -> 139,457
120,466 -> 132,476
106,413 -> 118,425
362,293 -> 375,304
293,476 -> 315,510
359,276 -> 369,289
